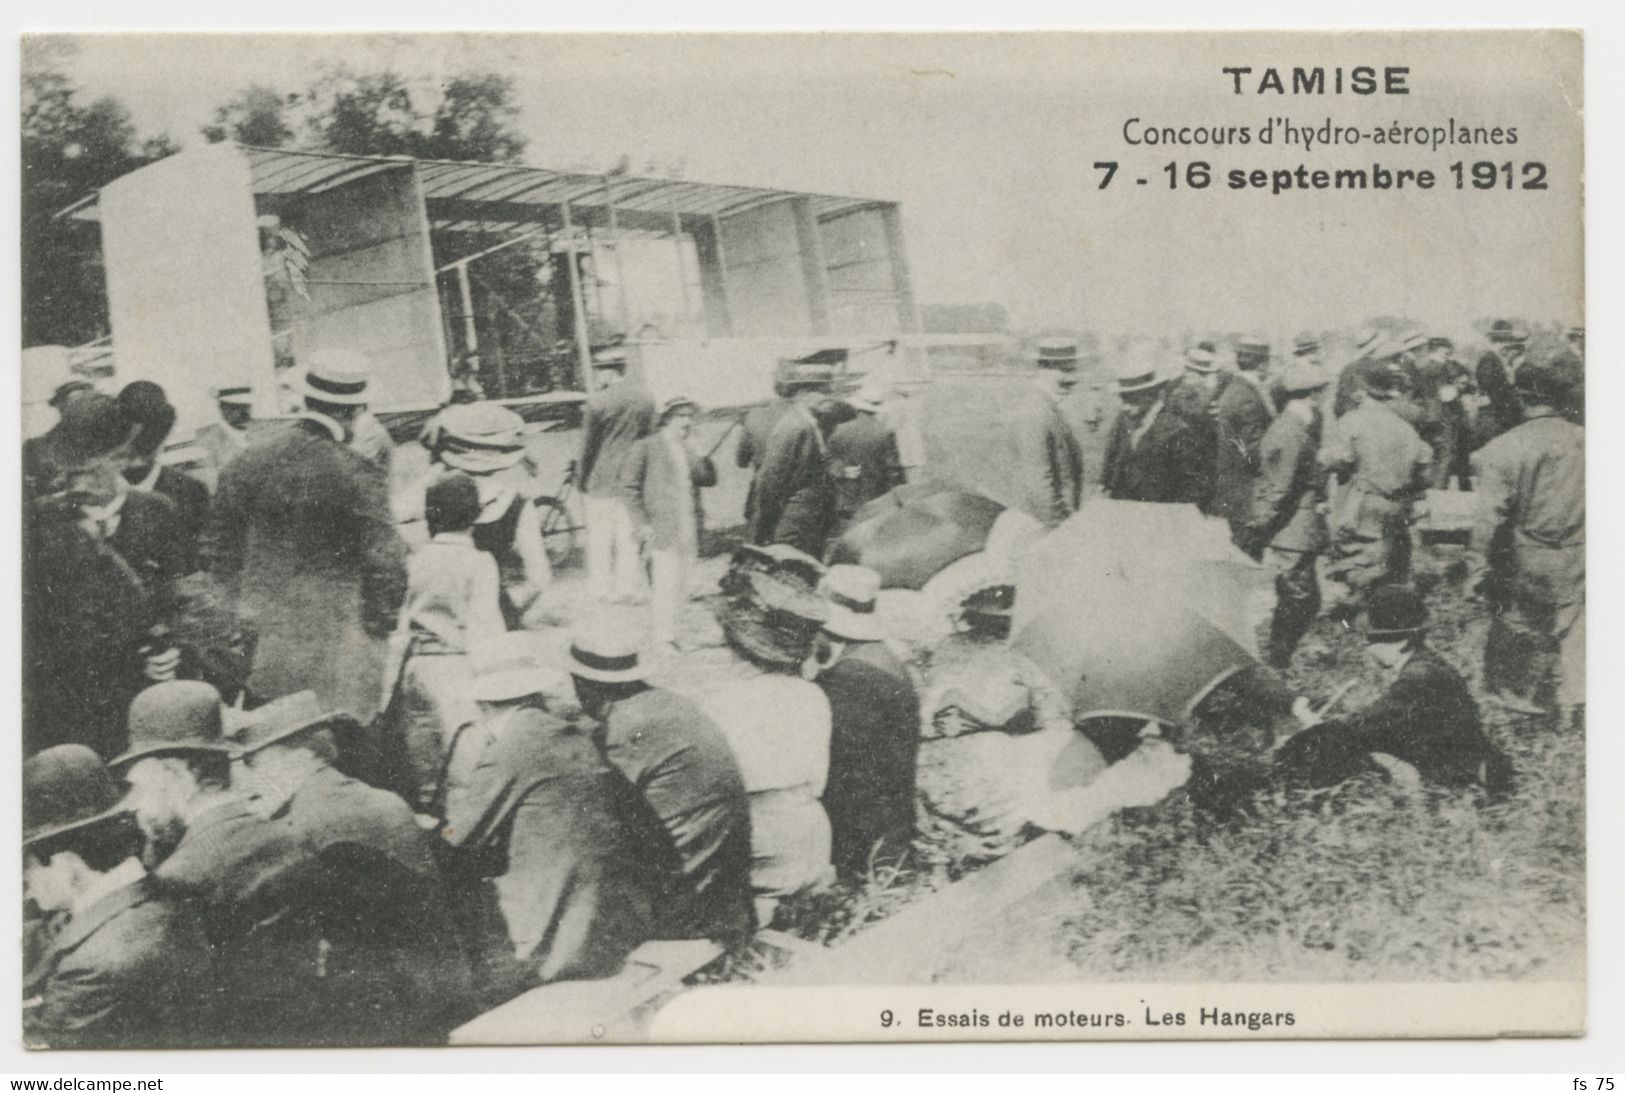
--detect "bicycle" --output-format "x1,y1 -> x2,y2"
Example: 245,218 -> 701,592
533,458 -> 584,570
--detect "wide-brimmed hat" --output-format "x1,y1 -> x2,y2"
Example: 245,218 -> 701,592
110,681 -> 231,770
51,393 -> 138,469
566,622 -> 650,684
659,395 -> 699,423
1364,585 -> 1429,642
720,568 -> 830,671
467,634 -> 564,702
1112,356 -> 1171,395
435,402 -> 527,473
1183,345 -> 1219,374
1034,338 -> 1080,371
1487,319 -> 1530,346
24,745 -> 131,849
1279,362 -> 1331,395
820,565 -> 887,642
227,690 -> 355,757
1292,333 -> 1321,358
299,350 -> 372,406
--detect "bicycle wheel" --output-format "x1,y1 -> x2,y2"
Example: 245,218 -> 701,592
534,495 -> 581,570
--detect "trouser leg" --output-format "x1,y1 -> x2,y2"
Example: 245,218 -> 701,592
1556,602 -> 1585,712
1266,550 -> 1321,668
584,494 -> 613,601
649,547 -> 688,647
608,500 -> 647,602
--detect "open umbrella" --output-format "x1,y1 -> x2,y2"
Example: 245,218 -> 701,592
1011,499 -> 1261,725
828,484 -> 1007,590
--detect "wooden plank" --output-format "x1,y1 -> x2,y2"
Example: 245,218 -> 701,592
449,939 -> 724,1046
770,834 -> 1082,986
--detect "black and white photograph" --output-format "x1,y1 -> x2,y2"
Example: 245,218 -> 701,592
16,28 -> 1587,1050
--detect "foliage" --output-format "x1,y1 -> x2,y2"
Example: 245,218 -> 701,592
21,45 -> 178,347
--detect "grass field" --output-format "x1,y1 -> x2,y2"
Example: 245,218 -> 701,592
430,374 -> 1585,986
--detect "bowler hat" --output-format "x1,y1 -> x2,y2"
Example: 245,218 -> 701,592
820,565 -> 887,642
228,690 -> 355,756
435,402 -> 527,474
1364,585 -> 1429,642
110,681 -> 231,770
117,381 -> 177,452
566,621 -> 650,684
1034,338 -> 1080,370
1487,319 -> 1530,346
299,350 -> 372,406
52,394 -> 137,468
24,745 -> 130,849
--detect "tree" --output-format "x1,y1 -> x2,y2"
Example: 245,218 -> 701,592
201,84 -> 297,147
22,49 -> 176,347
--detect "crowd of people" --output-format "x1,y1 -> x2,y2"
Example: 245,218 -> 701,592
19,317 -> 1584,1048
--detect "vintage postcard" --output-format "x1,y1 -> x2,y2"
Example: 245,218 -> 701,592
18,29 -> 1584,1048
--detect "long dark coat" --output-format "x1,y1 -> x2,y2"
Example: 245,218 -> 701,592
208,419 -> 408,721
1101,400 -> 1212,505
749,405 -> 839,557
816,641 -> 920,875
1212,375 -> 1274,526
578,378 -> 656,498
24,489 -> 185,759
24,877 -> 212,1049
828,412 -> 907,521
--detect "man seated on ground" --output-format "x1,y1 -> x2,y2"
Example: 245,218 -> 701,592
111,681 -> 312,1047
808,565 -> 920,877
569,622 -> 756,949
1275,585 -> 1513,799
24,745 -> 211,1049
438,635 -> 656,1003
230,690 -> 472,1044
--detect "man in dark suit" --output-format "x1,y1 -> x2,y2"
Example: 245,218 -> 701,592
208,353 -> 407,722
568,624 -> 755,948
24,394 -> 187,759
1211,338 -> 1276,535
24,745 -> 212,1049
1101,356 -> 1211,505
1332,329 -> 1387,418
1009,339 -> 1086,527
827,384 -> 907,525
229,690 -> 472,1044
1239,363 -> 1331,669
1277,586 -> 1512,799
1475,318 -> 1529,448
620,395 -> 719,653
736,373 -> 794,528
117,380 -> 211,574
748,357 -> 852,558
810,566 -> 919,876
1418,336 -> 1476,490
578,344 -> 657,603
110,682 -> 314,1047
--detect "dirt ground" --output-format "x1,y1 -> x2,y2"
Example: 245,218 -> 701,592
400,373 -> 1585,985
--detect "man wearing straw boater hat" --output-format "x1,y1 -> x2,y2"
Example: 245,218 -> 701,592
621,394 -> 719,654
809,565 -> 919,876
567,620 -> 754,948
578,343 -> 657,604
227,690 -> 471,1045
1010,337 -> 1085,527
209,350 -> 407,723
24,744 -> 211,1048
1101,349 -> 1211,505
